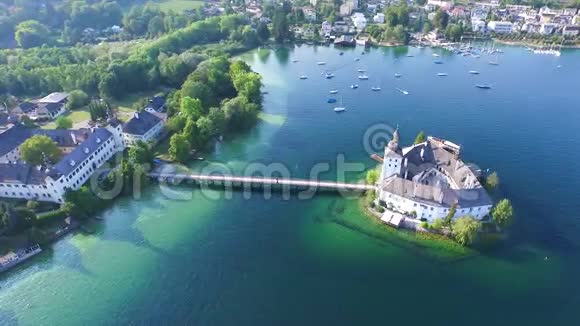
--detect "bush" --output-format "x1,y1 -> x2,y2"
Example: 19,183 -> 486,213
377,206 -> 385,213
378,200 -> 387,207
431,218 -> 444,230
369,201 -> 376,208
421,221 -> 429,229
26,200 -> 39,210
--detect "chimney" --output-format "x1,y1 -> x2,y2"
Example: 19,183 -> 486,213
135,112 -> 139,119
420,147 -> 425,161
71,132 -> 77,145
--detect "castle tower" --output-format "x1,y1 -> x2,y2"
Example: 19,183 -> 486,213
380,128 -> 403,181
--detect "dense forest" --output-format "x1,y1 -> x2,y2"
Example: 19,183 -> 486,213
0,0 -> 204,48
0,14 -> 263,101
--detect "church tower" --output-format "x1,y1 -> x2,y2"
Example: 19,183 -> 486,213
380,128 -> 403,181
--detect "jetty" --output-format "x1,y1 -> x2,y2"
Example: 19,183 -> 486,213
148,172 -> 374,193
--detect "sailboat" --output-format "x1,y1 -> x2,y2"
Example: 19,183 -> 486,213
396,88 -> 409,95
469,70 -> 480,75
299,74 -> 308,79
358,74 -> 369,80
329,90 -> 338,94
437,72 -> 448,76
350,84 -> 359,89
475,84 -> 492,89
334,97 -> 346,112
317,61 -> 326,65
394,73 -> 402,78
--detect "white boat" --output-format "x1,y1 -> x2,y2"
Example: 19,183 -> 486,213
469,70 -> 480,75
317,61 -> 326,65
334,97 -> 346,112
351,84 -> 358,89
292,59 -> 299,63
371,86 -> 381,91
406,55 -> 414,57
299,75 -> 308,79
475,84 -> 492,89
396,88 -> 409,95
329,90 -> 338,94
557,64 -> 562,68
432,53 -> 440,57
325,73 -> 335,79
357,69 -> 366,73
358,75 -> 369,80
354,57 -> 360,61
437,73 -> 448,76
394,73 -> 402,78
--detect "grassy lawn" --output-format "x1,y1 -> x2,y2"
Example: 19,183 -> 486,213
41,109 -> 91,129
147,0 -> 204,12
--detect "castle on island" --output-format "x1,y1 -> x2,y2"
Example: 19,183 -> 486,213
377,129 -> 492,226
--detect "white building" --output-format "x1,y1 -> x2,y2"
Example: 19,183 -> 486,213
11,92 -> 68,121
472,19 -> 486,33
487,21 -> 513,33
562,25 -> 580,37
0,123 -> 125,203
321,21 -> 332,37
377,130 -> 493,223
339,4 -> 353,17
122,111 -> 164,146
352,13 -> 367,31
373,13 -> 385,24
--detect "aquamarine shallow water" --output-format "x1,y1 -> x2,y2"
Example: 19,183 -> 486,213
1,44 -> 580,325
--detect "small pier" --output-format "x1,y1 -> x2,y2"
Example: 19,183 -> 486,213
148,173 -> 374,193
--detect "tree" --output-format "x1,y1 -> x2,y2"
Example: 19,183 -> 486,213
128,140 -> 154,164
452,216 -> 481,246
492,199 -> 513,227
486,172 -> 500,190
168,133 -> 191,163
66,90 -> 89,110
55,116 -> 73,129
273,8 -> 290,43
445,24 -> 464,42
433,9 -> 449,30
15,20 -> 50,48
443,202 -> 457,226
257,22 -> 270,42
181,96 -> 204,121
431,218 -> 444,230
20,135 -> 61,165
366,169 -> 379,185
414,130 -> 426,144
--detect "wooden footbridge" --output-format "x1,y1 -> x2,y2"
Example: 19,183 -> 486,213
148,172 -> 374,193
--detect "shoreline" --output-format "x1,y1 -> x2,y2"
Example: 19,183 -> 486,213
493,38 -> 580,49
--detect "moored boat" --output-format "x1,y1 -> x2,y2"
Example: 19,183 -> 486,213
475,84 -> 492,89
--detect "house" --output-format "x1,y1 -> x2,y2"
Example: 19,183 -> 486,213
12,92 -> 67,121
0,124 -> 125,203
562,25 -> 580,37
427,0 -> 452,10
352,12 -> 367,31
377,129 -> 492,223
339,4 -> 353,17
334,35 -> 356,47
487,21 -> 513,33
539,23 -> 558,35
303,7 -> 317,22
143,95 -> 168,121
122,111 -> 164,146
374,13 -> 385,23
333,21 -> 349,33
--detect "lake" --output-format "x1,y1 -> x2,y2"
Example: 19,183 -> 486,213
1,43 -> 580,325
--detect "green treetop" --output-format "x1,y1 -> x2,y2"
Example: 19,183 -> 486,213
414,130 -> 426,144
452,216 -> 481,246
20,135 -> 61,165
492,199 -> 514,227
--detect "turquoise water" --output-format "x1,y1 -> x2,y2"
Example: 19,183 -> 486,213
1,44 -> 580,325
